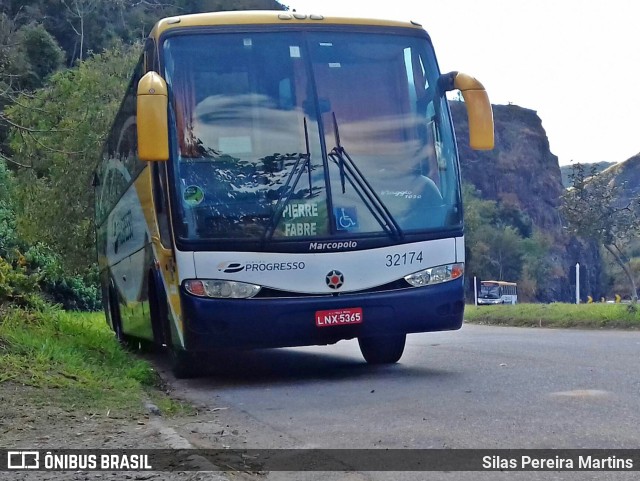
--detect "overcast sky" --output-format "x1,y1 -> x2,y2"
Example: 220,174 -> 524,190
284,0 -> 640,166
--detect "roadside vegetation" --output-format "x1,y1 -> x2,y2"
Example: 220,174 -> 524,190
463,184 -> 553,302
0,305 -> 190,416
465,303 -> 640,329
561,163 -> 640,301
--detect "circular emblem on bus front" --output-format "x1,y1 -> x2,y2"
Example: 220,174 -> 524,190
326,270 -> 344,289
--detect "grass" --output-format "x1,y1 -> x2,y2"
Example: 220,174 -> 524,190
464,302 -> 640,329
4,301 -> 636,416
0,305 -> 189,416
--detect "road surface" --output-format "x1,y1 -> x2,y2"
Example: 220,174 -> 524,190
157,324 -> 640,480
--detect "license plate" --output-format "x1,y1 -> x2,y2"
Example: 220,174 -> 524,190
315,307 -> 363,327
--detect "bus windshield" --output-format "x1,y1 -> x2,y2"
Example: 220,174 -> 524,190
163,30 -> 460,243
479,284 -> 501,299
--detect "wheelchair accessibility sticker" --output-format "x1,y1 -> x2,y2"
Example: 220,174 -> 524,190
334,207 -> 358,231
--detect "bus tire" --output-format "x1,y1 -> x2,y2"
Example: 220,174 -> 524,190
151,280 -> 200,379
358,334 -> 406,364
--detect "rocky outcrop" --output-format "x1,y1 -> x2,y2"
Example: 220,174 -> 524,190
560,161 -> 615,188
452,102 -> 564,231
450,102 -> 602,302
601,154 -> 640,203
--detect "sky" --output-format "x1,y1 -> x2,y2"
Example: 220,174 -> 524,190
284,0 -> 640,166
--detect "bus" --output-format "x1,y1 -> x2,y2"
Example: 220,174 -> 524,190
95,10 -> 494,377
477,281 -> 518,305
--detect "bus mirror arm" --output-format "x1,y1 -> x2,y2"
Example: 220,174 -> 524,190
438,71 -> 495,151
437,71 -> 458,93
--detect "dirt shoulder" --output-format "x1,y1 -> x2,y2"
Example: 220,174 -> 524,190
0,382 -> 257,481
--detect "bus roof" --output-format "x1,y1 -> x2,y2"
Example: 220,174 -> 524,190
149,10 -> 424,38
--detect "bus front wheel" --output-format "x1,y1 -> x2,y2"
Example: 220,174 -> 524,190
149,278 -> 198,379
160,311 -> 199,379
358,334 -> 406,364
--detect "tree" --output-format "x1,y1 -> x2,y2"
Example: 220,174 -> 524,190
463,183 -> 551,301
61,0 -> 102,62
470,224 -> 524,281
2,1 -> 285,67
0,159 -> 18,255
5,42 -> 140,274
519,230 -> 552,301
16,23 -> 65,90
463,183 -> 523,279
561,163 -> 640,301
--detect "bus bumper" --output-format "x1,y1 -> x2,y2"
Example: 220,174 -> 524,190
179,278 -> 464,351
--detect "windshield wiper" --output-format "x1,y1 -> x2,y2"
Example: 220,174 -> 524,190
328,112 -> 403,239
261,118 -> 314,243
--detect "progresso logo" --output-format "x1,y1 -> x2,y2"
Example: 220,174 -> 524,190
217,262 -> 244,274
217,261 -> 306,273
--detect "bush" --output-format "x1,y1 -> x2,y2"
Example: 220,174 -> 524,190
0,255 -> 42,309
24,244 -> 101,311
44,275 -> 101,311
0,161 -> 100,311
0,243 -> 101,312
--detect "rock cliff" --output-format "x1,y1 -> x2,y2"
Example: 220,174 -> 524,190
450,101 -> 602,302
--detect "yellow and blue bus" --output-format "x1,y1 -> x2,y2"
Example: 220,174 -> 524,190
95,10 -> 494,376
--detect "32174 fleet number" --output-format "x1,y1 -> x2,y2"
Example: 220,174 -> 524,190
385,251 -> 423,267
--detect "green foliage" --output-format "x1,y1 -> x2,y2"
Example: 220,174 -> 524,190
0,160 -> 18,254
0,241 -> 100,311
0,255 -> 43,308
2,0 -> 285,66
0,162 -> 46,308
24,243 -> 101,311
16,23 -> 65,90
0,160 -> 100,310
495,202 -> 532,238
0,1 -> 287,313
0,16 -> 65,163
463,183 -> 550,301
519,231 -> 553,300
7,42 -> 140,274
562,163 -> 640,246
561,163 -> 640,300
465,303 -> 640,329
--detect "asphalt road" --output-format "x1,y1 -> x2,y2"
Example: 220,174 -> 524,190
162,324 -> 640,481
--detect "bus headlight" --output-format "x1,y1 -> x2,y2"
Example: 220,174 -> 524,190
404,263 -> 464,287
184,279 -> 261,299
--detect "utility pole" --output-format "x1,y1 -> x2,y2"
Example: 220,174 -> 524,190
576,263 -> 580,304
474,276 -> 478,306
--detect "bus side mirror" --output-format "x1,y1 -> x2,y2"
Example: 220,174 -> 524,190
440,71 -> 494,150
137,72 -> 169,162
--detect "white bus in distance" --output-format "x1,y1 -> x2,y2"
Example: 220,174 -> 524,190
478,280 -> 518,305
